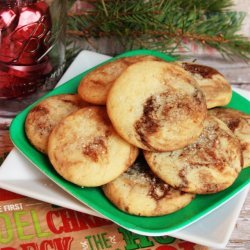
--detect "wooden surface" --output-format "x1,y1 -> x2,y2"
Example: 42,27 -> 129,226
0,128 -> 249,249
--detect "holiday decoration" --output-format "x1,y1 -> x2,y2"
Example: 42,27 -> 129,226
0,0 -> 66,118
0,0 -> 52,99
66,0 -> 250,59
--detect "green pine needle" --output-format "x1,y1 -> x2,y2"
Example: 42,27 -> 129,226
66,0 -> 250,60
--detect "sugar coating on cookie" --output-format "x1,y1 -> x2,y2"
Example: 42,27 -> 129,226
48,106 -> 139,187
78,56 -> 163,105
25,94 -> 88,154
209,108 -> 250,168
107,61 -> 207,151
144,115 -> 242,194
177,62 -> 232,109
102,154 -> 195,216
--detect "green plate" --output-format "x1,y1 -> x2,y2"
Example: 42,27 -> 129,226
10,49 -> 250,236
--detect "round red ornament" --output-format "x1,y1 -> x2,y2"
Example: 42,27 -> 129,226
0,0 -> 53,99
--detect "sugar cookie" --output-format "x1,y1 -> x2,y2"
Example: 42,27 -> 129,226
209,107 -> 250,168
102,154 -> 195,216
177,62 -> 232,108
107,61 -> 207,151
48,106 -> 138,187
78,55 -> 162,105
144,116 -> 242,194
25,94 -> 88,153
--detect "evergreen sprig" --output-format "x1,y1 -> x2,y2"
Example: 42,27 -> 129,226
66,0 -> 250,60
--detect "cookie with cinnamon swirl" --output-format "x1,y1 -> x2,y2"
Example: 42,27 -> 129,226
209,107 -> 250,168
78,55 -> 162,105
102,154 -> 195,216
48,106 -> 138,187
107,61 -> 207,151
177,62 -> 232,109
144,115 -> 242,194
25,94 -> 88,154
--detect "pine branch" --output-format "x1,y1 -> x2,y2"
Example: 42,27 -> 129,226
66,0 -> 250,60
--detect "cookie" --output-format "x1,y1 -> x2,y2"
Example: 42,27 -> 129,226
209,107 -> 250,168
107,61 -> 207,151
177,62 -> 232,109
25,94 -> 88,154
78,55 -> 162,105
48,106 -> 139,187
144,115 -> 242,194
102,154 -> 195,216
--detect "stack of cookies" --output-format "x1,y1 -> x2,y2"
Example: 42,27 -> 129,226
25,54 -> 250,217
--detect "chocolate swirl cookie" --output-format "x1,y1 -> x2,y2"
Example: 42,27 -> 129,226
25,94 -> 88,154
209,107 -> 250,168
78,55 -> 162,105
48,106 -> 138,187
177,62 -> 232,109
144,115 -> 242,194
102,154 -> 195,216
107,61 -> 207,151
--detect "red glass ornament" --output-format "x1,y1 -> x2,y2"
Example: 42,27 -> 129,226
0,0 -> 53,99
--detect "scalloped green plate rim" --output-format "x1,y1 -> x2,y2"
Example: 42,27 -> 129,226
10,49 -> 250,235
